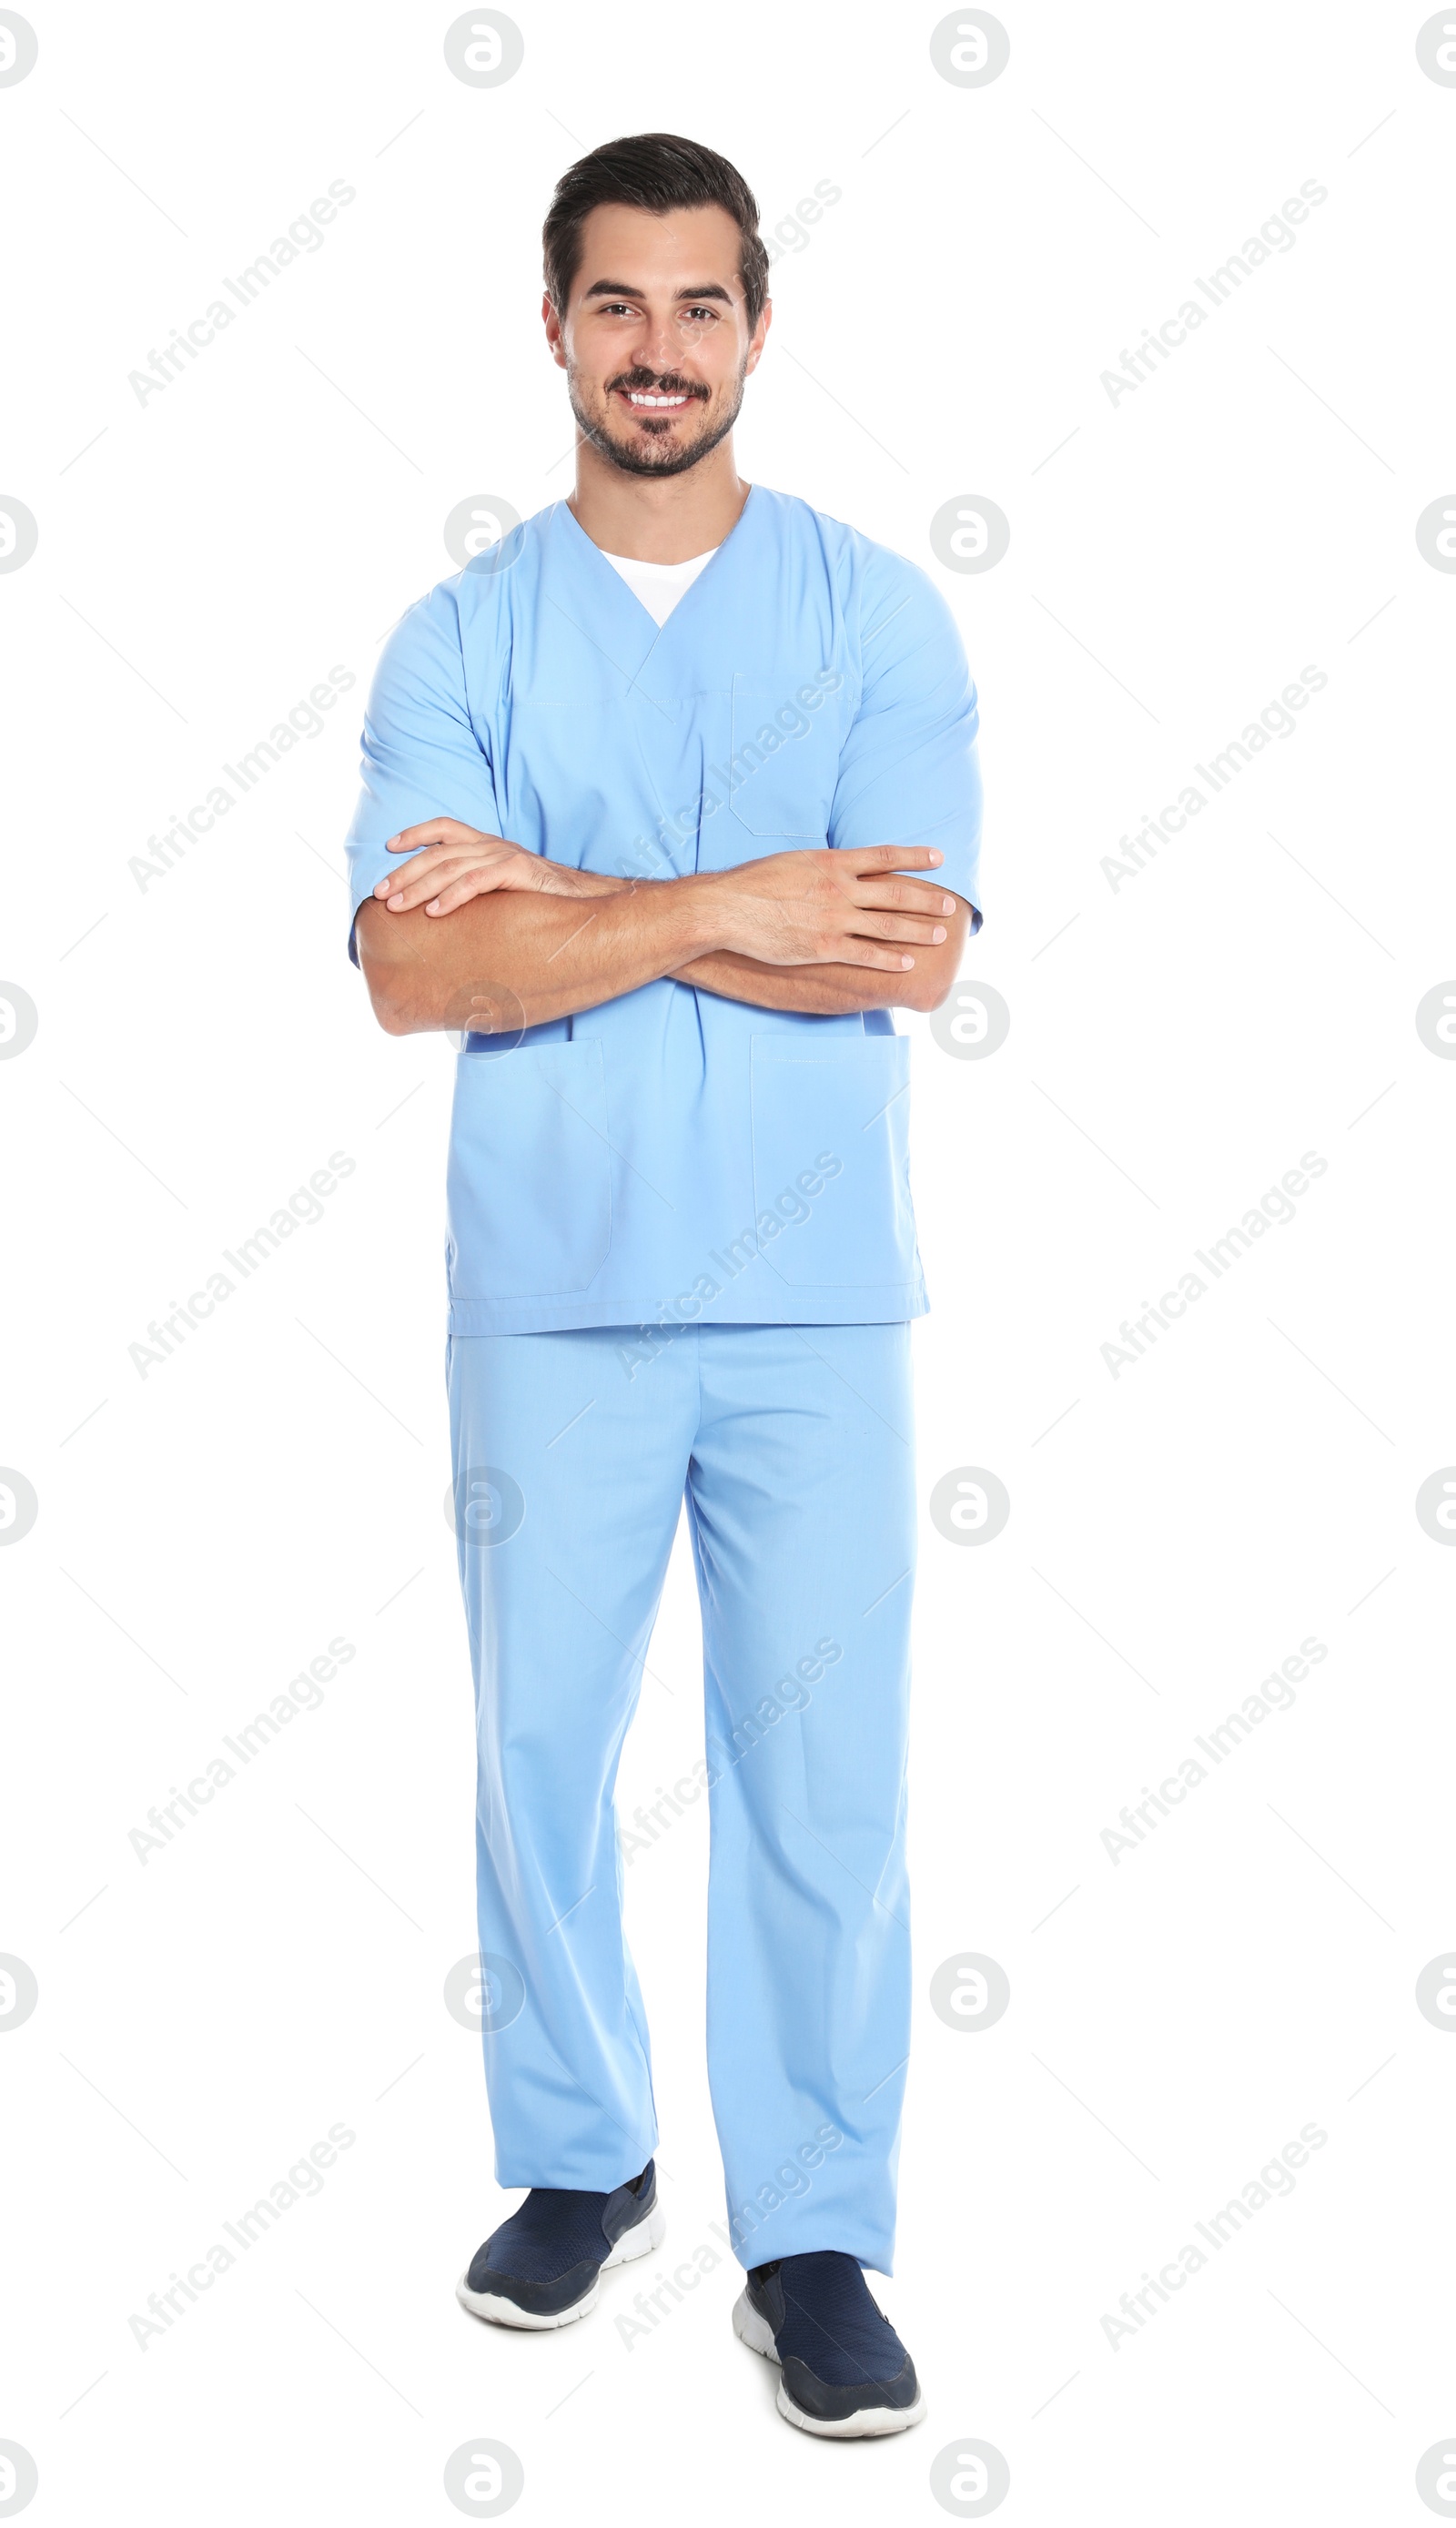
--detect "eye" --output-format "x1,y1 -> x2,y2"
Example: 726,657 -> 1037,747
681,305 -> 719,324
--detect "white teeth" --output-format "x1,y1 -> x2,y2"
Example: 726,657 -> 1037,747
627,391 -> 689,407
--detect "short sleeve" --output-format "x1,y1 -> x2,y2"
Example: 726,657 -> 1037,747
342,583 -> 499,965
828,553 -> 983,931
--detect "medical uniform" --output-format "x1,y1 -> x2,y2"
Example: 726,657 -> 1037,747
345,487 -> 981,2273
598,541 -> 719,625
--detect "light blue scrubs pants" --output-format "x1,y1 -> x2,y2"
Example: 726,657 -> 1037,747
447,1320 -> 916,2274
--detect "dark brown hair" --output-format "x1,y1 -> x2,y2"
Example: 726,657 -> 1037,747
542,132 -> 770,329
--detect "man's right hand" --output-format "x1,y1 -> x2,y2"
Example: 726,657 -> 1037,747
374,818 -> 621,916
701,844 -> 956,972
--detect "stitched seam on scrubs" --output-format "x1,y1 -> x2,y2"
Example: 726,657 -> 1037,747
729,674 -> 840,840
539,588 -> 677,725
547,512 -> 699,855
444,1294 -> 925,1330
549,497 -> 741,722
558,483 -> 755,677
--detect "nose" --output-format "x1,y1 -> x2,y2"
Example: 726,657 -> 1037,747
631,308 -> 688,377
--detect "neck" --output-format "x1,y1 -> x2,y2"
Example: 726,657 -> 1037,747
568,434 -> 749,561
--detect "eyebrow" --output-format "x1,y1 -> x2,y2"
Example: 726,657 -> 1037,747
581,279 -> 735,306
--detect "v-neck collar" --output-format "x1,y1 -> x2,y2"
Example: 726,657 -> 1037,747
555,483 -> 758,653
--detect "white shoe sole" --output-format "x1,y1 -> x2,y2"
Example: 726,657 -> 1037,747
732,2288 -> 927,2438
456,2202 -> 666,2331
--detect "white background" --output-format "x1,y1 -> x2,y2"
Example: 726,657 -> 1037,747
4,2 -> 1456,2520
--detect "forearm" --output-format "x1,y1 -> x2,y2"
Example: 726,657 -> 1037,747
669,951 -> 916,1015
672,892 -> 973,1016
357,874 -> 720,1034
357,843 -> 970,1031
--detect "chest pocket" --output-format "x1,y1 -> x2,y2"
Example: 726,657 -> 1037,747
727,673 -> 844,840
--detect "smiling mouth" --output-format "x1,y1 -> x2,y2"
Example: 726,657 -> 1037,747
615,387 -> 700,412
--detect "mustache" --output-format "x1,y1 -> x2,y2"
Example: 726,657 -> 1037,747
608,369 -> 712,399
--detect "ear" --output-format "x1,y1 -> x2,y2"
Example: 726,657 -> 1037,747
743,297 -> 773,379
541,289 -> 567,369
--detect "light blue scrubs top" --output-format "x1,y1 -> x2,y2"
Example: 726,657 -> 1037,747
344,486 -> 983,1336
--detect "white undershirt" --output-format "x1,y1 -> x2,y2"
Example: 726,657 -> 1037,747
599,545 -> 720,628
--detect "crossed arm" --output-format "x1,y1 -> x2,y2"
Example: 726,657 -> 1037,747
354,820 -> 974,1035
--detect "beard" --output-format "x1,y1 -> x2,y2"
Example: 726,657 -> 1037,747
566,358 -> 748,480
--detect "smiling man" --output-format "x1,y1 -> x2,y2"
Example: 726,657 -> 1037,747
344,133 -> 982,2440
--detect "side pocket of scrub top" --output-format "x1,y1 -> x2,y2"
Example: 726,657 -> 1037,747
447,1038 -> 612,1299
748,1033 -> 915,1289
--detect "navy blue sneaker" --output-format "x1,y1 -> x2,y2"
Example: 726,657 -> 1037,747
733,2250 -> 926,2437
456,2161 -> 662,2331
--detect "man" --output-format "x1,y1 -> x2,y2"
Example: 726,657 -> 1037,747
344,132 -> 982,2440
